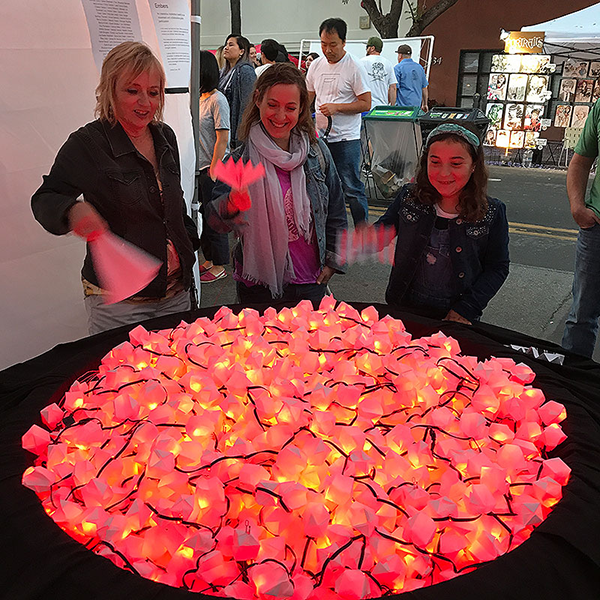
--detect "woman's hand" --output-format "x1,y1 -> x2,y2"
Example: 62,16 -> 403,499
443,309 -> 472,325
68,202 -> 108,240
317,265 -> 336,285
227,188 -> 251,213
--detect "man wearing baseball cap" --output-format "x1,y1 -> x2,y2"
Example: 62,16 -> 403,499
360,36 -> 396,108
394,43 -> 429,111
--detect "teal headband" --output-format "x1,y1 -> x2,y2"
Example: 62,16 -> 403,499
426,123 -> 481,149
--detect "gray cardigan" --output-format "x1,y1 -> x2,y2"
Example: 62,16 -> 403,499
220,62 -> 257,148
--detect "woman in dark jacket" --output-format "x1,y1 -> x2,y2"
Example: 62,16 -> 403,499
31,42 -> 199,334
218,34 -> 257,149
376,123 -> 509,324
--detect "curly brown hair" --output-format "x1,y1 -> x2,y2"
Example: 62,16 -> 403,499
414,126 -> 488,222
237,63 -> 317,144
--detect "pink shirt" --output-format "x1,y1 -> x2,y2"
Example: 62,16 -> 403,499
234,167 -> 320,287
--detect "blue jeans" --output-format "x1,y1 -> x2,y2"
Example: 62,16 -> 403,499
326,139 -> 369,226
199,168 -> 229,265
562,224 -> 600,358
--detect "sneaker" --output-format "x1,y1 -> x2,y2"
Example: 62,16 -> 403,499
200,269 -> 227,283
199,264 -> 211,274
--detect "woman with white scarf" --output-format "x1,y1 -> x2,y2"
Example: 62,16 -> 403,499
208,63 -> 348,305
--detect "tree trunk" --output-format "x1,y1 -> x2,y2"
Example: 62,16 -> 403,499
407,0 -> 459,36
230,0 -> 241,35
360,0 -> 404,39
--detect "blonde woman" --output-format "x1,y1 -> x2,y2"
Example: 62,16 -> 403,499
31,41 -> 199,334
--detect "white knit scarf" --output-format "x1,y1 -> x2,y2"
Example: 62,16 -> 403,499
242,123 -> 311,297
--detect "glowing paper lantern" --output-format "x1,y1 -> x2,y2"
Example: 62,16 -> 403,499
22,300 -> 569,600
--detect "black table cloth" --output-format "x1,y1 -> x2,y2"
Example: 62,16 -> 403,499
1,303 -> 599,600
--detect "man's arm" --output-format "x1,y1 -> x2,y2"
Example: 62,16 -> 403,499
421,86 -> 429,112
308,91 -> 316,106
567,152 -> 600,228
319,91 -> 371,117
388,84 -> 397,106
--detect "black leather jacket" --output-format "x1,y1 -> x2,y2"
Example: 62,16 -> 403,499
31,120 -> 198,297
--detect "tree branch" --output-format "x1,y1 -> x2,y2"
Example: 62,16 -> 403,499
407,0 -> 459,36
360,0 -> 404,38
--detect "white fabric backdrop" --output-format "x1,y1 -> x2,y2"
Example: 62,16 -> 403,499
0,1 -> 196,370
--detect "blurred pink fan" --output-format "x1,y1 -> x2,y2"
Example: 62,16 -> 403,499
213,158 -> 265,190
88,231 -> 162,304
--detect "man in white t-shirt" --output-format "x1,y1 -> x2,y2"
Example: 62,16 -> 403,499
255,38 -> 279,78
306,17 -> 371,225
360,36 -> 396,108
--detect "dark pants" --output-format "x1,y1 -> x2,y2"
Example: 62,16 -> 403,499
326,139 -> 369,226
198,168 -> 229,265
236,281 -> 329,305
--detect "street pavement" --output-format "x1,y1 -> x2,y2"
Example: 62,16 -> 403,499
198,165 -> 599,362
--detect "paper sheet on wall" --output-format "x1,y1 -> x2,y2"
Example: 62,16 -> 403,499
148,0 -> 191,89
81,0 -> 142,73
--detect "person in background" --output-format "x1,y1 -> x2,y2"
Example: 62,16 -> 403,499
304,52 -> 320,73
375,123 -> 509,323
219,34 -> 257,149
197,51 -> 230,284
249,44 -> 260,68
31,41 -> 199,334
360,36 -> 396,108
306,17 -> 371,227
255,38 -> 279,78
562,100 -> 600,358
394,44 -> 429,112
215,45 -> 226,70
207,63 -> 347,305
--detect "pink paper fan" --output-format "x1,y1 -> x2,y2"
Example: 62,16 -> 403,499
88,231 -> 162,304
213,158 -> 266,190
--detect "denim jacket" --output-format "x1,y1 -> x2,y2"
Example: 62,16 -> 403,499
31,120 -> 198,297
207,138 -> 348,274
376,184 -> 509,322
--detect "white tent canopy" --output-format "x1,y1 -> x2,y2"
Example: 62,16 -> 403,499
522,3 -> 600,45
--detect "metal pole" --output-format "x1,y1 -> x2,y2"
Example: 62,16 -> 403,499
190,0 -> 201,306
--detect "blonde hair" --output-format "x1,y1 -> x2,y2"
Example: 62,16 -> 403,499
95,41 -> 166,124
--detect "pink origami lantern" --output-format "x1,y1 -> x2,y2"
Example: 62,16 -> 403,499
21,298 -> 570,600
88,230 -> 162,304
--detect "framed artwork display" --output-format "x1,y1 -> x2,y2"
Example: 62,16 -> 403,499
484,129 -> 497,146
554,104 -> 572,128
507,74 -> 528,101
526,75 -> 549,103
563,58 -> 589,78
559,78 -> 576,102
520,54 -> 552,74
487,73 -> 508,101
503,103 -> 524,130
491,54 -> 522,73
589,61 -> 600,78
485,103 -> 504,129
496,129 -> 510,148
571,105 -> 590,128
593,80 -> 600,104
575,79 -> 594,103
524,131 -> 539,149
509,131 -> 525,148
524,105 -> 544,131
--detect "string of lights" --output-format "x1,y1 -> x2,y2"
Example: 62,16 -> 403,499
22,298 -> 570,599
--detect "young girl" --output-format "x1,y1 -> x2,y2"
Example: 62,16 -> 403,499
376,123 -> 509,324
197,50 -> 230,283
207,63 -> 348,304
